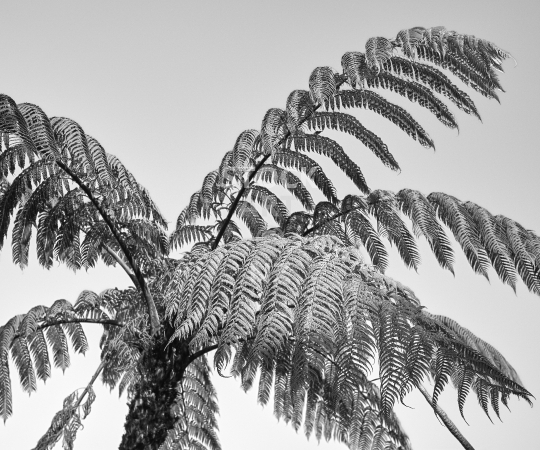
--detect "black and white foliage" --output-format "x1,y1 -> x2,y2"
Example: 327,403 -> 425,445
0,25 -> 536,450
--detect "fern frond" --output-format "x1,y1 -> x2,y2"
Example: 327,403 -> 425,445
309,67 -> 338,107
235,200 -> 267,238
253,164 -> 315,211
288,134 -> 369,194
33,384 -> 97,450
306,112 -> 398,171
383,57 -> 481,119
272,151 -> 338,204
368,190 -> 420,270
170,225 -> 214,250
428,192 -> 491,278
333,89 -> 431,155
365,37 -> 394,73
396,189 -> 454,272
286,90 -> 315,133
232,129 -> 259,168
246,185 -> 289,227
365,73 -> 457,130
261,108 -> 288,155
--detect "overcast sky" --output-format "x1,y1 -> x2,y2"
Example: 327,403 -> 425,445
0,1 -> 539,449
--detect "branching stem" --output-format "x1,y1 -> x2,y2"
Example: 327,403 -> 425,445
56,160 -> 161,335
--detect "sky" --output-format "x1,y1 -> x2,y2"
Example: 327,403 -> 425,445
0,1 -> 539,449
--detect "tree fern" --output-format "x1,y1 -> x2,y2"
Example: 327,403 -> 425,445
0,22 -> 535,450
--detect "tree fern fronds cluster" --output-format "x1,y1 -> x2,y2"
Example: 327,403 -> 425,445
164,234 -> 531,448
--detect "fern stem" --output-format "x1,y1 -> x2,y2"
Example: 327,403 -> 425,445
56,160 -> 161,335
211,153 -> 271,249
418,384 -> 475,450
102,243 -> 138,285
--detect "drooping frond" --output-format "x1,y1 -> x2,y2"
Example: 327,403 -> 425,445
246,185 -> 289,227
288,134 -> 369,194
0,302 -> 91,421
272,151 -> 338,204
235,200 -> 267,238
381,57 -> 481,119
305,112 -> 399,171
367,190 -> 420,270
252,164 -> 315,211
333,90 -> 432,153
159,356 -> 221,450
300,189 -> 540,294
391,26 -> 509,100
165,234 -> 530,450
365,73 -> 457,130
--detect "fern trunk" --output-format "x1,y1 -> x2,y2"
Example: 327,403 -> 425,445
119,334 -> 189,450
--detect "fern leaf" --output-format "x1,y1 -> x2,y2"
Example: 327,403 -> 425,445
366,73 -> 457,130
261,108 -> 288,155
341,52 -> 369,89
396,189 -> 454,272
309,66 -> 337,107
334,89 -> 432,151
383,57 -> 480,119
272,151 -> 338,204
368,190 -> 420,270
232,129 -> 259,168
169,225 -> 214,250
286,90 -> 315,132
306,111 -> 399,171
246,185 -> 289,227
428,192 -> 491,277
365,37 -> 394,73
235,200 -> 267,238
253,164 -> 315,211
289,134 -> 369,194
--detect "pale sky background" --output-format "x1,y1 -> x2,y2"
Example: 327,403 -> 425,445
0,1 -> 539,449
